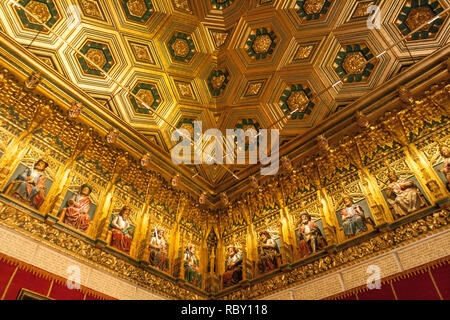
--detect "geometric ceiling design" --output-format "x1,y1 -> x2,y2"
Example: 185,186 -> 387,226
0,0 -> 448,192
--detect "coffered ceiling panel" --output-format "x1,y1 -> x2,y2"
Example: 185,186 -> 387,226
0,0 -> 447,191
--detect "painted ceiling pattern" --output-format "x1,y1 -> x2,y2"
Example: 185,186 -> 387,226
0,0 -> 448,190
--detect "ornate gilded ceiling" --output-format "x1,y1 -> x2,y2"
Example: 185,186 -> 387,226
0,0 -> 448,196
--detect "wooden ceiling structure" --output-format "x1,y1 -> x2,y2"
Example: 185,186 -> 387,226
0,0 -> 448,205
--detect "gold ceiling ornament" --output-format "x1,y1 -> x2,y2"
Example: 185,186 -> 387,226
405,6 -> 434,31
136,89 -> 155,108
130,43 -> 153,64
210,73 -> 226,91
85,48 -> 106,70
353,1 -> 375,18
79,0 -> 104,20
342,52 -> 367,75
447,57 -> 450,73
171,38 -> 190,58
211,31 -> 228,48
252,34 -> 273,54
9,0 -> 450,191
172,0 -> 192,13
127,0 -> 148,18
176,82 -> 194,98
287,90 -> 309,111
294,45 -> 314,60
303,0 -> 327,15
25,0 -> 51,24
246,82 -> 263,96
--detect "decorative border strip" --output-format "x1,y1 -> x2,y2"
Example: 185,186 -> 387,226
0,252 -> 115,300
1,198 -> 449,300
217,207 -> 450,300
325,257 -> 449,300
0,200 -> 204,300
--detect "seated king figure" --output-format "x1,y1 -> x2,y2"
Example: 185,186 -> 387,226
62,184 -> 93,232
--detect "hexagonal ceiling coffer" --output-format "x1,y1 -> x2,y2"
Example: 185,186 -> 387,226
279,84 -> 314,120
295,0 -> 331,20
211,0 -> 235,10
15,0 -> 60,32
235,119 -> 261,151
396,0 -> 445,40
334,44 -> 375,83
167,32 -> 196,63
129,81 -> 161,115
122,0 -> 154,23
208,69 -> 230,97
245,28 -> 277,60
77,40 -> 115,77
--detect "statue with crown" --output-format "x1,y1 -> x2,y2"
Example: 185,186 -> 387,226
223,243 -> 243,287
60,183 -> 95,232
149,226 -> 169,272
339,192 -> 374,239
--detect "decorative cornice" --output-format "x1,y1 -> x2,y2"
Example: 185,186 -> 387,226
0,197 -> 448,300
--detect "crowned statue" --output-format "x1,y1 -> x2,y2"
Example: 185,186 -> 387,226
110,206 -> 134,253
149,228 -> 169,271
223,244 -> 243,287
297,213 -> 327,258
257,231 -> 280,274
340,194 -> 372,238
61,184 -> 93,232
6,159 -> 49,209
385,168 -> 427,218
